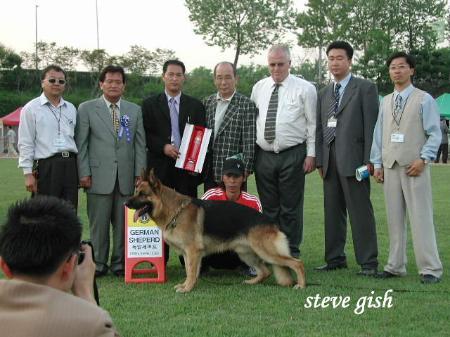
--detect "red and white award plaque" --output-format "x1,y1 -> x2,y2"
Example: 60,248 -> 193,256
176,123 -> 211,173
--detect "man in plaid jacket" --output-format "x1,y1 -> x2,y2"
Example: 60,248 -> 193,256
203,62 -> 257,190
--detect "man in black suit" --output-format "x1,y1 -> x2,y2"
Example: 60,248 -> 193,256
142,59 -> 206,198
315,41 -> 379,275
142,60 -> 206,263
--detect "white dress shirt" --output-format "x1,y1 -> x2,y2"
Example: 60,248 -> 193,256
251,74 -> 317,156
214,91 -> 235,139
18,93 -> 77,174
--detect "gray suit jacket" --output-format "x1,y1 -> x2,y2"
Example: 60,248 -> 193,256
76,97 -> 146,195
316,76 -> 379,177
204,92 -> 257,182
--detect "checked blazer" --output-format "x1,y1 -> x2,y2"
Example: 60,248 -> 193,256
204,91 -> 257,183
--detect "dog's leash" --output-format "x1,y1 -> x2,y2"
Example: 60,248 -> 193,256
166,199 -> 191,230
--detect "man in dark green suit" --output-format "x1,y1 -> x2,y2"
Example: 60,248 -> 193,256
76,65 -> 146,276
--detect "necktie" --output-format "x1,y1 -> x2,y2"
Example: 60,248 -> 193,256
169,97 -> 181,149
264,84 -> 280,143
393,94 -> 403,124
323,83 -> 342,144
110,103 -> 119,134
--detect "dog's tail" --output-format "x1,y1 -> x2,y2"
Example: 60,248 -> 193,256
273,265 -> 294,287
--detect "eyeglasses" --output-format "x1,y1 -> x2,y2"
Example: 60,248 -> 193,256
389,65 -> 410,71
47,78 -> 66,85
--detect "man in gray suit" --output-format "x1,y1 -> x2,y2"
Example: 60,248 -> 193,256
315,41 -> 378,275
76,65 -> 146,277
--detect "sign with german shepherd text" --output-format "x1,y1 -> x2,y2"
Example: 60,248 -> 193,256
125,207 -> 163,258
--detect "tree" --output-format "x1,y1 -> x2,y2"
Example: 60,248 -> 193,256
185,0 -> 296,67
20,42 -> 79,71
297,0 -> 347,84
120,45 -> 175,76
183,66 -> 215,99
0,44 -> 22,69
79,49 -> 117,95
394,0 -> 446,52
297,0 -> 447,86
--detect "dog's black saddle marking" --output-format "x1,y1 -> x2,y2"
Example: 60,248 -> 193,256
190,198 -> 275,240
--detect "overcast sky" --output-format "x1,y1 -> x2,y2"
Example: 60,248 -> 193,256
0,0 -> 309,71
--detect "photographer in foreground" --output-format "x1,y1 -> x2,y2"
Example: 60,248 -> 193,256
0,196 -> 119,337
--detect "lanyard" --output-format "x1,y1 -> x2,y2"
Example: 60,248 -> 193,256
47,104 -> 62,135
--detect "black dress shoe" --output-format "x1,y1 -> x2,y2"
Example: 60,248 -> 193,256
357,268 -> 378,276
375,271 -> 399,279
314,262 -> 348,271
95,269 -> 108,277
112,270 -> 125,277
420,274 -> 441,284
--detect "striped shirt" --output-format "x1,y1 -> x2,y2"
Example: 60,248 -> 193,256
201,187 -> 262,213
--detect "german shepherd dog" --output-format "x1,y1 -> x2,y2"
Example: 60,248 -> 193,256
126,171 -> 306,293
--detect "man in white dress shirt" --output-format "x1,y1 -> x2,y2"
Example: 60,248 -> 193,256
18,65 -> 78,208
251,44 -> 317,258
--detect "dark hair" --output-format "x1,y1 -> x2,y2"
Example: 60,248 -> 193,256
386,51 -> 416,69
163,59 -> 186,74
213,62 -> 237,78
326,41 -> 354,59
99,65 -> 127,83
41,64 -> 66,81
0,196 -> 82,277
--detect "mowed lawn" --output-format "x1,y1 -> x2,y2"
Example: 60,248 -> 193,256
0,158 -> 448,337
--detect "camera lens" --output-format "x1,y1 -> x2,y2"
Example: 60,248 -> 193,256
78,251 -> 85,265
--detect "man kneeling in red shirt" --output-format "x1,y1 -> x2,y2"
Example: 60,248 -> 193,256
201,158 -> 262,275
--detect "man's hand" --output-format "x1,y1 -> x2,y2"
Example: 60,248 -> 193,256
79,176 -> 92,189
317,167 -> 324,179
374,168 -> 384,183
163,144 -> 180,160
406,159 -> 425,177
303,156 -> 316,174
25,173 -> 37,193
366,163 -> 374,176
135,176 -> 142,187
72,243 -> 97,304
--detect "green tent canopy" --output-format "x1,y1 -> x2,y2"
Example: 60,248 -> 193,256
436,93 -> 450,118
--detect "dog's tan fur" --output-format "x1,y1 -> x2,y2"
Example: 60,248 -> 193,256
127,171 -> 306,293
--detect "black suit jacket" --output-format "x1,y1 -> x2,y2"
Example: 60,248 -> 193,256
142,92 -> 206,194
316,76 -> 379,177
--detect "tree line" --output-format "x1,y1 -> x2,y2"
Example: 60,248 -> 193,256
0,0 -> 449,114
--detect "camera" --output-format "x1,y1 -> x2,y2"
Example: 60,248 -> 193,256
78,240 -> 95,265
76,240 -> 100,305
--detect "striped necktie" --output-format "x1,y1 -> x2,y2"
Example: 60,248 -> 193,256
110,103 -> 119,134
393,94 -> 403,125
264,83 -> 280,143
323,83 -> 341,144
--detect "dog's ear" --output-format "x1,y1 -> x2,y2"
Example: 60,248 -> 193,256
148,169 -> 161,192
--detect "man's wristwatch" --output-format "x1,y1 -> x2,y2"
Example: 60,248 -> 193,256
421,158 -> 429,164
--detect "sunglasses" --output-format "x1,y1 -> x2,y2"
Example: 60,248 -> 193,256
47,78 -> 66,85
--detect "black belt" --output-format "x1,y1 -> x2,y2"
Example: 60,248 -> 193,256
258,143 -> 304,154
46,151 -> 76,159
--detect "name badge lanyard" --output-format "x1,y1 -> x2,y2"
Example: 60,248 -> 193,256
391,95 -> 408,130
48,105 -> 62,136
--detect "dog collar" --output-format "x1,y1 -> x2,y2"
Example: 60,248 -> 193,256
166,199 -> 191,230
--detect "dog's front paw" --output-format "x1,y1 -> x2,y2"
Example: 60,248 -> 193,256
293,283 -> 306,289
175,285 -> 194,293
174,283 -> 185,291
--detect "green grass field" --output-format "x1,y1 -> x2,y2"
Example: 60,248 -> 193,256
0,158 -> 448,337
